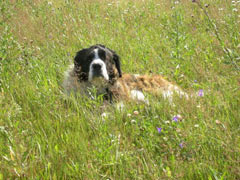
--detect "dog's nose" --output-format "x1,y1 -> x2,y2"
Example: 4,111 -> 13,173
92,63 -> 102,71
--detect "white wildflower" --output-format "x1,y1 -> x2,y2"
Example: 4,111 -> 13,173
131,119 -> 136,124
194,124 -> 199,128
127,113 -> 132,117
133,111 -> 139,115
233,8 -> 238,12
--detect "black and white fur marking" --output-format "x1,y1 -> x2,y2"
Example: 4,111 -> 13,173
89,48 -> 109,81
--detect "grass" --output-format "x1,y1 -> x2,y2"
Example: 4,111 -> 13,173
0,0 -> 240,179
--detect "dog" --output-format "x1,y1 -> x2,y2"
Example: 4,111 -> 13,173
63,44 -> 188,103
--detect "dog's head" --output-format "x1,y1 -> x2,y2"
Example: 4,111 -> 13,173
74,44 -> 122,83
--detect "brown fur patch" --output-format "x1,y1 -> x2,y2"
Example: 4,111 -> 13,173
108,74 -> 183,101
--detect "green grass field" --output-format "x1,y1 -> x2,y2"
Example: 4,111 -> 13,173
1,0 -> 240,179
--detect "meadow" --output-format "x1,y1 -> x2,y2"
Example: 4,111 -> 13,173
0,0 -> 240,179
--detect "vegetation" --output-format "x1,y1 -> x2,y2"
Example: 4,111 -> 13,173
0,0 -> 239,179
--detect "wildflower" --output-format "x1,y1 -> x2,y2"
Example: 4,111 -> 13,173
194,80 -> 197,83
133,111 -> 139,115
157,127 -> 162,133
101,112 -> 108,119
131,119 -> 136,124
172,114 -> 182,122
215,120 -> 221,124
127,113 -> 132,117
179,143 -> 183,148
165,121 -> 170,124
173,116 -> 178,122
194,124 -> 199,128
233,8 -> 238,12
177,114 -> 182,120
198,89 -> 204,97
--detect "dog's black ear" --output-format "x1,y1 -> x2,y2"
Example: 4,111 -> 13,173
113,53 -> 122,77
74,48 -> 88,68
74,48 -> 88,81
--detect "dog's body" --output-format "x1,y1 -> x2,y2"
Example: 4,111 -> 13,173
63,44 -> 187,103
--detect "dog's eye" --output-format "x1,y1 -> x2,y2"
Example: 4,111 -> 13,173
98,50 -> 106,60
88,54 -> 94,60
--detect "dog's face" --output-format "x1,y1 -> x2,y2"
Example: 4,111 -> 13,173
74,44 -> 122,83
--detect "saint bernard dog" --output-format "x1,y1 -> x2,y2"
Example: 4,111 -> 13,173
63,44 -> 188,103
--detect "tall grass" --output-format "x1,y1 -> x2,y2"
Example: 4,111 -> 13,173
1,0 -> 240,179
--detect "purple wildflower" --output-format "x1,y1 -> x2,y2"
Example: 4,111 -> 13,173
172,116 -> 178,122
194,80 -> 197,83
179,143 -> 183,148
198,89 -> 204,97
157,127 -> 162,133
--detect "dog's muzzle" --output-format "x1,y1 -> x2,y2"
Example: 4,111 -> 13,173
89,59 -> 109,81
92,63 -> 103,76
